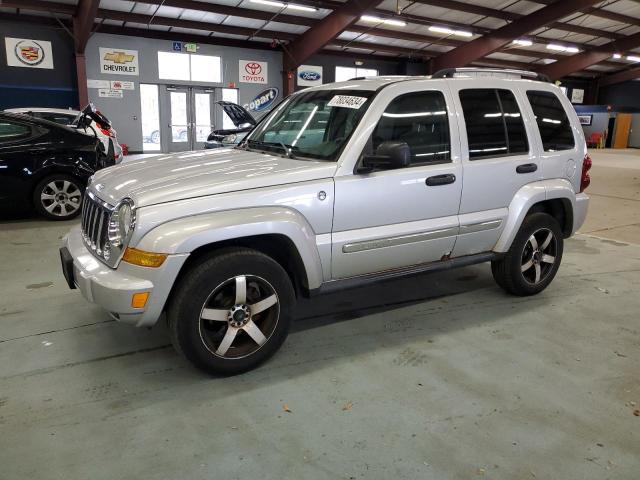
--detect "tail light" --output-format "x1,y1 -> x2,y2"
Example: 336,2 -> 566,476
98,123 -> 115,138
580,153 -> 592,193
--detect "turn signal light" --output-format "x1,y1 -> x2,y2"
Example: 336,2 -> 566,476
131,292 -> 150,308
580,153 -> 592,193
122,247 -> 167,268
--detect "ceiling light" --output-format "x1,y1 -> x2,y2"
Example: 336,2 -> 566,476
360,15 -> 406,26
251,0 -> 285,7
627,55 -> 640,62
286,3 -> 317,11
512,39 -> 533,47
546,44 -> 579,53
429,25 -> 472,37
250,0 -> 317,11
613,53 -> 622,59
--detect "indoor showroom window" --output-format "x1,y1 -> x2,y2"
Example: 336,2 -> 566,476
335,66 -> 378,82
157,52 -> 222,82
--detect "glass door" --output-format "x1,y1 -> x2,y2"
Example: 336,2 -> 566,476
160,86 -> 215,152
191,89 -> 214,150
168,88 -> 190,152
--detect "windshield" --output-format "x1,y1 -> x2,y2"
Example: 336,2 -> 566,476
241,89 -> 375,161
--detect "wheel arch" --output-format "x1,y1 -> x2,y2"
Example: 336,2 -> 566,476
135,207 -> 325,294
494,180 -> 576,253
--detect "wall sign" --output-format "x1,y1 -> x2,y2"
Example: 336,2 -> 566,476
239,60 -> 268,84
184,42 -> 197,53
98,89 -> 124,98
5,37 -> 54,69
571,88 -> 585,104
243,87 -> 279,113
297,65 -> 323,87
110,80 -> 135,90
99,47 -> 139,75
87,79 -> 110,89
172,41 -> 182,51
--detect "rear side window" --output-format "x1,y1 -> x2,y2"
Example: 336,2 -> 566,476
526,91 -> 575,151
38,112 -> 75,126
459,89 -> 528,160
372,91 -> 451,165
0,121 -> 30,141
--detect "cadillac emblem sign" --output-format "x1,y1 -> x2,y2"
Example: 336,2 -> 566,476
15,40 -> 45,66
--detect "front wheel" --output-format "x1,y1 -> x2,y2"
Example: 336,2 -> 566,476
167,248 -> 295,375
491,213 -> 564,296
33,174 -> 84,220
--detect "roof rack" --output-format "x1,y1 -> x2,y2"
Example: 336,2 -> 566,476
432,68 -> 550,83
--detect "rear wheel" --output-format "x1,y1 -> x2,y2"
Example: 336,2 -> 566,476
491,213 -> 563,296
33,174 -> 84,220
168,248 -> 295,375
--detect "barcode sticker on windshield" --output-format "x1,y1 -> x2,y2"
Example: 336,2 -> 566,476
327,95 -> 368,109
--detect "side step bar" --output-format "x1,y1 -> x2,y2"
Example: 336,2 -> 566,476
310,252 -> 500,296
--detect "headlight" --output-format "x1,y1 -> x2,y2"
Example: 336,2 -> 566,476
223,133 -> 237,143
108,198 -> 135,248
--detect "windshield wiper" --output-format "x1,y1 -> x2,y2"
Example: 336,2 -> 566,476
247,139 -> 296,159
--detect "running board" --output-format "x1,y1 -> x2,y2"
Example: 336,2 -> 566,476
310,252 -> 500,296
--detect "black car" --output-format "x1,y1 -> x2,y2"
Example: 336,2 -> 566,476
0,112 -> 115,220
204,101 -> 257,149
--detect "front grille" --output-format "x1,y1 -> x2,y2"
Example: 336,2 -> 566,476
81,191 -> 113,257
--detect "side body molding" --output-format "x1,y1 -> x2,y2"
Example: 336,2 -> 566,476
493,179 -> 576,253
135,207 -> 325,290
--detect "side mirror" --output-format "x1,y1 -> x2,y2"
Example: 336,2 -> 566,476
358,141 -> 411,173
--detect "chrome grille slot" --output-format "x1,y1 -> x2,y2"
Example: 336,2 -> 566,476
80,191 -> 113,258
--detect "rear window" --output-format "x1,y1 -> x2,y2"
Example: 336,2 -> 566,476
526,90 -> 575,152
0,121 -> 30,141
36,112 -> 75,126
459,89 -> 528,159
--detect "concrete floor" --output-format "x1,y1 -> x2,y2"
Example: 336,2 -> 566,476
1,150 -> 639,479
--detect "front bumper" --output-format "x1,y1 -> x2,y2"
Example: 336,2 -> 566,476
61,225 -> 189,327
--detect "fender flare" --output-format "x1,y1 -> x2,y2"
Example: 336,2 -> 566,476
493,179 -> 576,252
135,206 -> 325,290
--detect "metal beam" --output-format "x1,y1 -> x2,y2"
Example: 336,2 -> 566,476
430,0 -> 602,73
284,0 -> 381,67
72,0 -> 100,107
532,0 -> 640,26
97,9 -> 297,41
537,31 -> 640,80
598,66 -> 640,87
73,0 -> 100,53
0,0 -> 75,15
411,0 -> 624,40
282,0 -> 381,94
124,0 -> 316,27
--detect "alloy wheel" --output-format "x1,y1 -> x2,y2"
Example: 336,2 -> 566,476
521,228 -> 557,285
198,275 -> 280,359
40,180 -> 82,217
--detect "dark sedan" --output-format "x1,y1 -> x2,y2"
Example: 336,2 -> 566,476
0,112 -> 115,220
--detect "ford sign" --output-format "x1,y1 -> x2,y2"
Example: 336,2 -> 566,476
244,87 -> 279,113
298,70 -> 321,82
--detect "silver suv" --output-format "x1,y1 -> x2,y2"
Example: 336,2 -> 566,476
60,69 -> 591,375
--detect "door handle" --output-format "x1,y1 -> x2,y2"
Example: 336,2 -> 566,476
516,163 -> 538,174
425,174 -> 456,186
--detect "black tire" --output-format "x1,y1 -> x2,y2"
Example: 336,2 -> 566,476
33,174 -> 84,221
491,212 -> 564,296
167,248 -> 295,375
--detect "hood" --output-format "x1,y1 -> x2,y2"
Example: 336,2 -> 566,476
217,101 -> 256,128
90,148 -> 337,207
